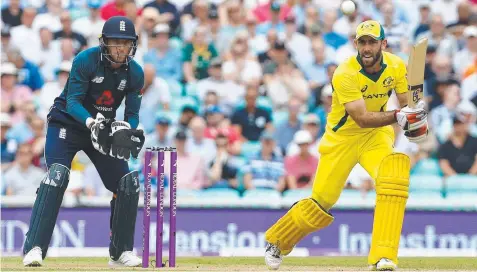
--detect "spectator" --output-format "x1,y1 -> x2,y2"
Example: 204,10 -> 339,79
180,0 -> 217,24
138,7 -> 160,52
243,132 -> 286,192
196,57 -> 245,112
438,115 -> 477,176
257,29 -> 280,64
181,0 -> 209,42
302,39 -> 329,91
380,1 -> 408,55
281,14 -> 312,69
27,117 -> 46,169
321,9 -> 347,50
1,113 -> 17,171
72,0 -> 105,47
2,0 -> 22,28
263,41 -> 309,109
333,0 -> 363,38
186,116 -> 216,164
173,104 -> 198,133
144,115 -> 173,150
335,30 -> 357,64
208,9 -> 222,50
284,130 -> 318,189
426,55 -> 455,110
6,102 -> 38,144
417,14 -> 458,58
297,5 -> 318,36
4,144 -> 45,196
253,0 -> 291,24
101,0 -> 127,20
231,85 -> 272,142
38,61 -> 71,117
174,131 -> 208,189
216,0 -> 245,54
430,82 -> 461,143
202,91 -> 219,112
453,26 -> 477,78
223,31 -> 262,85
312,83 -> 334,135
413,2 -> 431,41
345,164 -> 374,198
291,0 -> 311,28
83,163 -> 111,197
447,1 -> 472,31
274,98 -> 302,155
143,24 -> 182,83
203,105 -> 240,155
140,64 -> 171,130
183,26 -> 218,82
124,1 -> 139,25
245,13 -> 268,55
54,11 -> 87,54
1,63 -> 33,123
38,27 -> 62,81
287,113 -> 321,157
256,2 -> 285,35
207,133 -> 238,189
144,0 -> 180,34
32,0 -> 62,32
59,38 -> 76,63
10,7 -> 41,64
1,27 -> 11,62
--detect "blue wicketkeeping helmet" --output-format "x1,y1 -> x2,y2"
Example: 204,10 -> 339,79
99,16 -> 138,65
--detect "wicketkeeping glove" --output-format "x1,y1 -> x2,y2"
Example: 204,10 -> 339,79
89,113 -> 111,155
109,121 -> 145,160
394,100 -> 428,131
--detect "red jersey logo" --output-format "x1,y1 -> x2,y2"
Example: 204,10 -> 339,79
96,90 -> 114,106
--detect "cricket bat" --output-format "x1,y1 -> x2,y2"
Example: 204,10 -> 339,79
406,38 -> 428,108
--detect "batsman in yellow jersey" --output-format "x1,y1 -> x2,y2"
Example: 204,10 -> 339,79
264,20 -> 429,271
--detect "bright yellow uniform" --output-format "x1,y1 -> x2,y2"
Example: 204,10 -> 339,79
265,20 -> 411,268
312,51 -> 408,210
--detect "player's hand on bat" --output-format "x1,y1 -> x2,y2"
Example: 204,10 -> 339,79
394,100 -> 428,131
404,122 -> 429,143
109,121 -> 145,161
89,113 -> 111,155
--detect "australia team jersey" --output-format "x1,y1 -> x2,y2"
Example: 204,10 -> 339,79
328,51 -> 408,136
50,47 -> 144,131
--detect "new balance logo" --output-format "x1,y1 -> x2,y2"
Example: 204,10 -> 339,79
131,136 -> 140,143
59,128 -> 66,139
118,79 -> 126,91
92,77 -> 104,83
120,21 -> 126,31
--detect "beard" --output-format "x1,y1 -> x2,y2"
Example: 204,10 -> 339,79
359,50 -> 382,68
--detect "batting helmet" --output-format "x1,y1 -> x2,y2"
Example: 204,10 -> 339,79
99,16 -> 138,65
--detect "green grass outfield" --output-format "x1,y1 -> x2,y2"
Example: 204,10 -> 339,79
2,257 -> 477,271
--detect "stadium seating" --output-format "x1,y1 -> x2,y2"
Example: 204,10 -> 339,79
411,158 -> 443,176
409,175 -> 443,193
445,174 -> 477,192
242,188 -> 282,208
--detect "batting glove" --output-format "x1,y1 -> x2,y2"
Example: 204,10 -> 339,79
394,100 -> 428,131
404,122 -> 429,143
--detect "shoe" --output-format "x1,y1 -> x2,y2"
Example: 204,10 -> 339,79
374,258 -> 397,271
23,246 -> 42,267
265,243 -> 282,270
108,251 -> 142,267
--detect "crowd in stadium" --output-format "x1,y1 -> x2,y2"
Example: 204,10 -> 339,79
1,0 -> 477,200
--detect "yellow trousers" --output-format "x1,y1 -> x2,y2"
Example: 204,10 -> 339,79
312,127 -> 394,210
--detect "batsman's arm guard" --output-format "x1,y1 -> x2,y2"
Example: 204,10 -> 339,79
265,198 -> 334,256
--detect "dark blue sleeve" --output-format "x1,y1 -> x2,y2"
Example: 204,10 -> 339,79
66,52 -> 94,126
124,62 -> 144,129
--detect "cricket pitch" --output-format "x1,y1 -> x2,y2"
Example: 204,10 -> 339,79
1,257 -> 476,271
